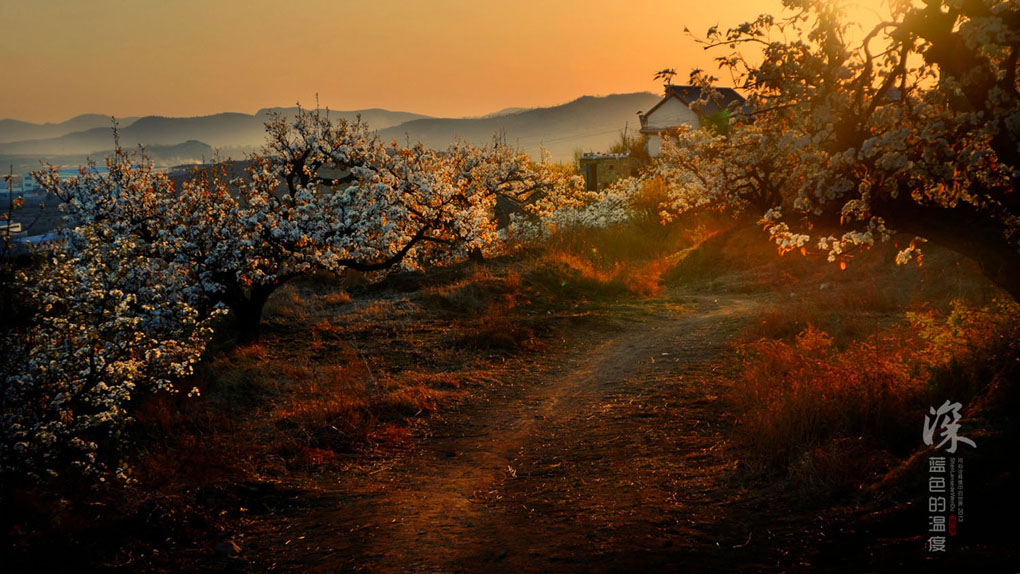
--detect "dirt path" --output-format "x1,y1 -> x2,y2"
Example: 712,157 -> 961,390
244,292 -> 772,572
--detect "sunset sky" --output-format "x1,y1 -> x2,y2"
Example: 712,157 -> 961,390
1,0 -> 889,123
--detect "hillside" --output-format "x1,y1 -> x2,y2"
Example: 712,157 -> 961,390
0,140 -> 215,176
0,108 -> 431,157
379,93 -> 660,163
11,212 -> 1013,572
0,114 -> 139,144
0,94 -> 660,166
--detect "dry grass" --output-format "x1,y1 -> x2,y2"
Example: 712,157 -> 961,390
127,258 -> 559,491
538,250 -> 674,299
322,291 -> 353,305
456,300 -> 539,352
732,326 -> 924,476
423,268 -> 521,317
742,281 -> 903,346
531,214 -> 721,301
729,299 -> 1019,494
659,220 -> 1020,496
525,185 -> 731,301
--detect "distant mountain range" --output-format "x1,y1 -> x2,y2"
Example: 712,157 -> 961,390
0,114 -> 140,145
0,141 -> 217,181
379,93 -> 659,163
0,93 -> 660,170
0,108 -> 428,157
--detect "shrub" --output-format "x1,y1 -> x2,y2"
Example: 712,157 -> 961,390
730,299 -> 1019,491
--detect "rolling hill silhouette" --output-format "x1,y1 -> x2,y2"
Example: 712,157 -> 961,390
0,93 -> 660,166
379,93 -> 659,162
0,109 -> 429,156
0,114 -> 139,144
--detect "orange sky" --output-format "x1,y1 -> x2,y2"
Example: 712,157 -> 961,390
0,0 -> 890,123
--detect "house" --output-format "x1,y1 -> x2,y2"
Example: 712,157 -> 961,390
638,85 -> 747,157
578,152 -> 642,191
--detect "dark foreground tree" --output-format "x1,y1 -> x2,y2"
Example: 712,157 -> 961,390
677,0 -> 1020,299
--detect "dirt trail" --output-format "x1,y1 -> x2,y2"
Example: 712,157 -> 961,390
246,292 -> 770,572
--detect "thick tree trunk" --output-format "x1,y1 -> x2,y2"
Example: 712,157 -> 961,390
230,286 -> 273,342
468,246 -> 485,263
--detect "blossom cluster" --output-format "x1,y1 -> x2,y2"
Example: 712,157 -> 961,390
634,0 -> 1020,288
2,109 -> 588,483
737,0 -> 1019,275
506,177 -> 632,242
2,228 -> 219,480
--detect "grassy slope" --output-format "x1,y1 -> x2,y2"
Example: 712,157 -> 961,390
5,215 -> 1017,571
665,223 -> 1020,571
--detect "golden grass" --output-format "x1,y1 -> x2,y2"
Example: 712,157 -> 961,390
651,219 -> 1020,495
732,326 -> 923,469
323,291 -> 353,305
129,256 -> 555,486
729,299 -> 1019,493
529,191 -> 731,300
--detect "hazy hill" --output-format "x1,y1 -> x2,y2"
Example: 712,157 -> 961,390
0,108 -> 431,157
255,107 -> 428,131
378,93 -> 660,163
480,107 -> 532,118
0,140 -> 215,176
0,94 -> 661,167
0,114 -> 139,144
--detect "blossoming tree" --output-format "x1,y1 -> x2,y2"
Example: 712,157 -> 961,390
1,226 -> 217,481
5,107 -> 595,481
647,121 -> 792,222
42,111 -> 517,338
702,0 -> 1020,298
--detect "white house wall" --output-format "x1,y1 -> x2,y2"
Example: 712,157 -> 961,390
646,135 -> 663,158
643,97 -> 698,131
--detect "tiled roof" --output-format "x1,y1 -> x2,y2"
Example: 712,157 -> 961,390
639,85 -> 748,128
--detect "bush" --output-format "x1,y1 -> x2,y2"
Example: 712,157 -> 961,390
730,299 -> 1019,492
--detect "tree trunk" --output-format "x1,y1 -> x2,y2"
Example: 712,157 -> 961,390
468,246 -> 485,263
231,286 -> 273,342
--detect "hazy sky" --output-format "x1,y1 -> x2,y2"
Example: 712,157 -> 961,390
1,0 -> 890,123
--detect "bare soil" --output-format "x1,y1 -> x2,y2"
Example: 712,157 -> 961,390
236,292 -> 800,572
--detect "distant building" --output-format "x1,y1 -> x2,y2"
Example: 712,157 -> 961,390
578,152 -> 642,191
638,85 -> 747,157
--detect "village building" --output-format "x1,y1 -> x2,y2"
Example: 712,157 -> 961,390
577,152 -> 642,191
638,85 -> 747,157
